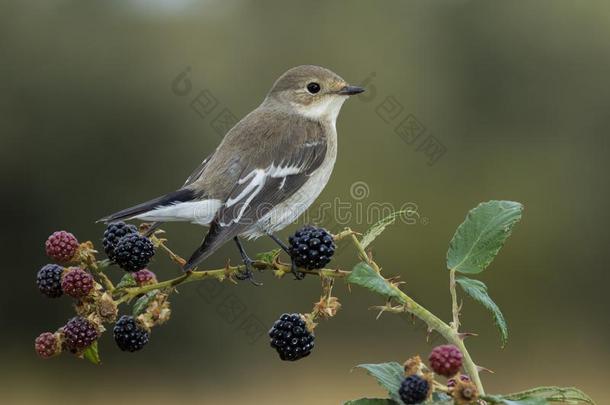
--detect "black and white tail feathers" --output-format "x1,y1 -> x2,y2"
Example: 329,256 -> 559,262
97,188 -> 198,224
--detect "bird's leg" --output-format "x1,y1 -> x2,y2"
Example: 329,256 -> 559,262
233,237 -> 262,286
267,233 -> 305,280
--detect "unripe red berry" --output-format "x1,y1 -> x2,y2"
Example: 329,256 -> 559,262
45,231 -> 79,263
428,344 -> 463,377
133,269 -> 157,285
35,332 -> 61,358
61,267 -> 94,298
62,317 -> 99,352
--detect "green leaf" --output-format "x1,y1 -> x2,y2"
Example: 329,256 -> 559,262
132,289 -> 159,317
255,248 -> 281,264
82,341 -> 101,365
343,399 -> 398,405
347,263 -> 401,301
447,200 -> 523,274
361,210 -> 406,249
456,276 -> 508,346
491,386 -> 596,405
115,273 -> 136,289
430,392 -> 453,403
355,362 -> 404,403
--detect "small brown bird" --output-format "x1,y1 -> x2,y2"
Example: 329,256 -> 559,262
100,65 -> 364,281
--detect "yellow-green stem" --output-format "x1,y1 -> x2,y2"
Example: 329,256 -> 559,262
450,268 -> 460,331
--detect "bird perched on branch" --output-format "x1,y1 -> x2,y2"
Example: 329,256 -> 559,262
99,65 -> 364,283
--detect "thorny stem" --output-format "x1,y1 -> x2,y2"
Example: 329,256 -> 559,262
450,268 -> 460,331
84,254 -> 114,292
104,226 -> 485,395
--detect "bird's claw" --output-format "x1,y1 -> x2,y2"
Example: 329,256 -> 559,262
290,260 -> 306,280
236,259 -> 263,286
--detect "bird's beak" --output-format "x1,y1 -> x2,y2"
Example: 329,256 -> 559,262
338,85 -> 365,96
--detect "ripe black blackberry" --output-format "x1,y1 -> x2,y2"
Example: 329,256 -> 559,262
36,264 -> 64,298
398,375 -> 430,404
63,316 -> 99,352
113,315 -> 149,352
114,233 -> 155,272
102,222 -> 138,261
269,313 -> 314,361
288,226 -> 335,270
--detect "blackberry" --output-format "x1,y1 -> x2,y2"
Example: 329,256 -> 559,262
35,332 -> 60,358
45,230 -> 79,263
398,375 -> 430,404
133,269 -> 157,285
102,222 -> 138,261
36,264 -> 64,298
269,313 -> 314,361
288,226 -> 335,270
61,267 -> 94,298
63,316 -> 98,351
113,315 -> 149,352
114,233 -> 155,272
428,344 -> 463,377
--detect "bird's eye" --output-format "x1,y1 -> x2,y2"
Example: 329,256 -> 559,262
306,82 -> 321,94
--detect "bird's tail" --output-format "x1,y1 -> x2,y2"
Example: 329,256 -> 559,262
97,188 -> 198,224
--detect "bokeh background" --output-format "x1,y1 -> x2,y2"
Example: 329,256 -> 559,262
1,1 -> 609,403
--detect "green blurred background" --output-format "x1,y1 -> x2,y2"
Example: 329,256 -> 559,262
1,1 -> 609,403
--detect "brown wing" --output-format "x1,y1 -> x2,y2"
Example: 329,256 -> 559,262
183,109 -> 327,270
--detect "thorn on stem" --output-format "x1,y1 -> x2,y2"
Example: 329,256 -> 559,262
476,364 -> 495,374
458,332 -> 478,340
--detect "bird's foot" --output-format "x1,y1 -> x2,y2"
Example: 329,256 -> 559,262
235,258 -> 262,286
290,260 -> 306,280
266,232 -> 305,280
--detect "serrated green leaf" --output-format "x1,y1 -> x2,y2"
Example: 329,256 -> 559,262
82,341 -> 101,365
456,276 -> 508,346
347,263 -> 401,300
132,289 -> 159,316
255,248 -> 281,265
447,200 -> 523,274
115,273 -> 136,289
361,210 -> 406,249
355,362 -> 404,403
343,398 -> 398,405
494,386 -> 596,404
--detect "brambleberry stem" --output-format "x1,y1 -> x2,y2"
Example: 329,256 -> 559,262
85,255 -> 114,292
450,268 -> 460,331
344,230 -> 485,395
106,226 -> 484,394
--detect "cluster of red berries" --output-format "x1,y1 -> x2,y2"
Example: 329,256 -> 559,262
35,226 -> 162,361
397,344 -> 476,404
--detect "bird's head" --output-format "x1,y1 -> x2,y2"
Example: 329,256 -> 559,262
265,65 -> 364,121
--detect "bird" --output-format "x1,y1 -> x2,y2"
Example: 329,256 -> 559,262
99,65 -> 364,282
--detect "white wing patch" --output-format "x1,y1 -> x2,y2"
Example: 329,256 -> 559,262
220,163 -> 303,227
